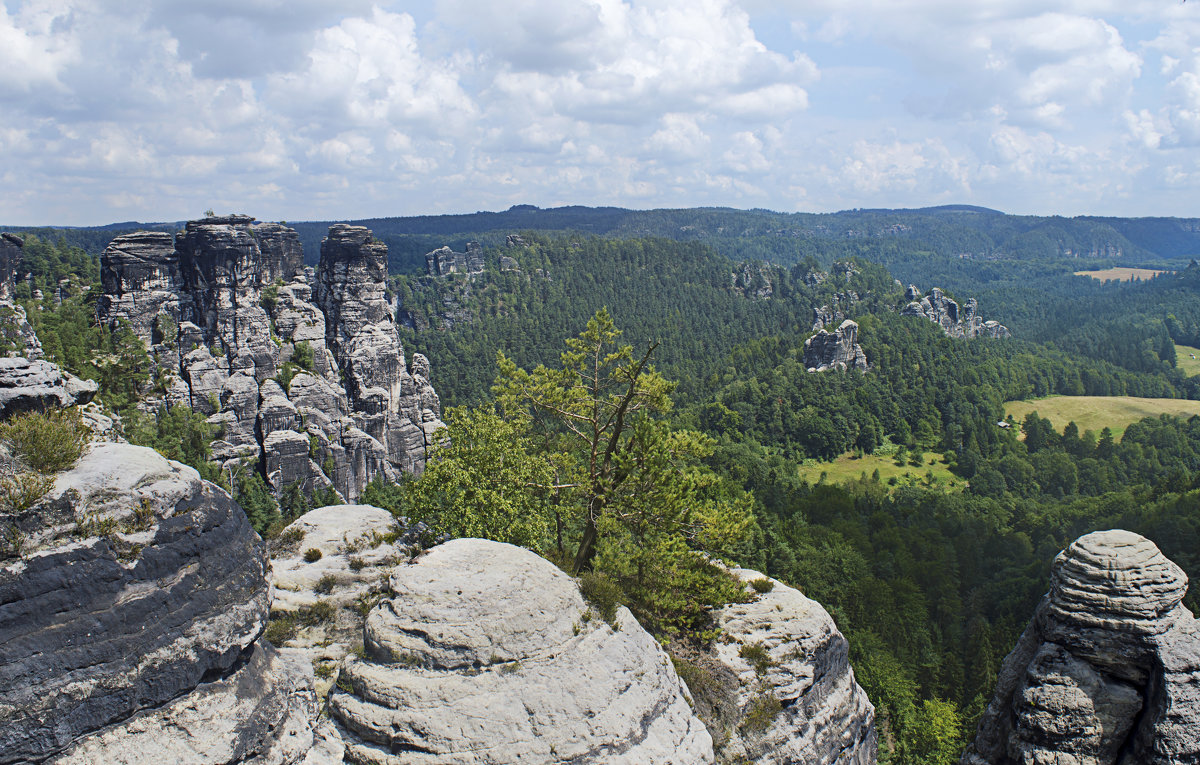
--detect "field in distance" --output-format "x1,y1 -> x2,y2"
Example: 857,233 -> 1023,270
1175,343 -> 1200,377
1074,267 -> 1170,283
1004,395 -> 1200,437
796,450 -> 961,491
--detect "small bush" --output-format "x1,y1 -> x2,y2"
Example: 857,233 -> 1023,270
303,547 -> 323,563
0,472 -> 55,512
122,497 -> 157,533
314,574 -> 337,594
2,524 -> 26,558
578,571 -> 623,626
348,556 -> 367,572
0,409 -> 90,473
741,693 -> 783,733
269,525 -> 306,555
263,615 -> 298,646
749,577 -> 775,594
304,600 -> 336,624
738,642 -> 773,675
313,662 -> 336,679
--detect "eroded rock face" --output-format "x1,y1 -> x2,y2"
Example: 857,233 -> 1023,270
804,319 -> 868,372
0,357 -> 95,418
0,443 -> 270,763
714,568 -> 877,765
49,642 -> 321,765
316,224 -> 442,489
329,538 -> 715,764
902,286 -> 1011,339
96,217 -> 442,502
962,529 -> 1200,765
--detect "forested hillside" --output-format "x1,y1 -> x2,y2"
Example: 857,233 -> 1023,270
9,210 -> 1200,764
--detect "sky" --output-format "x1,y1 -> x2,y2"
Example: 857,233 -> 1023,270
2,0 -> 1199,225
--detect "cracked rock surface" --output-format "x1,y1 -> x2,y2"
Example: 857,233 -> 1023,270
328,538 -> 714,764
713,568 -> 877,765
962,529 -> 1200,765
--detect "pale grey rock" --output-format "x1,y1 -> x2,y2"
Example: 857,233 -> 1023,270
963,529 -> 1200,765
49,643 -> 320,765
95,216 -> 443,505
0,356 -> 78,417
316,225 -> 442,496
264,430 -> 312,492
0,443 -> 269,763
96,231 -> 180,345
269,504 -> 402,615
330,538 -> 714,764
714,568 -> 877,765
903,287 -> 1010,339
424,243 -> 484,276
804,319 -> 868,372
732,261 -> 774,300
0,300 -> 43,360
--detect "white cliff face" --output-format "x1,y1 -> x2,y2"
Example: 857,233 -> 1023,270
962,529 -> 1200,765
713,568 -> 877,765
95,216 -> 443,502
328,538 -> 715,765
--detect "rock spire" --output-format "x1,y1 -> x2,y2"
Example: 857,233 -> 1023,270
962,529 -> 1200,764
96,216 -> 442,501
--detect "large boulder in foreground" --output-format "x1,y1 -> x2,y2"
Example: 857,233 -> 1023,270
713,568 -> 877,764
0,443 -> 284,763
962,529 -> 1200,764
329,538 -> 714,764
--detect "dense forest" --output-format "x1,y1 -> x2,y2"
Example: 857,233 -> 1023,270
8,207 -> 1200,764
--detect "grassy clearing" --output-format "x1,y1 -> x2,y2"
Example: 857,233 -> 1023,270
1074,267 -> 1170,283
1004,395 -> 1200,438
1175,343 -> 1200,377
796,450 -> 961,491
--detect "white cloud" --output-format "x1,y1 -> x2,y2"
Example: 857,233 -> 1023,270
1,0 -> 1199,223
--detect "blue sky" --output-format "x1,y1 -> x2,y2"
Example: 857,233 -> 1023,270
2,0 -> 1199,225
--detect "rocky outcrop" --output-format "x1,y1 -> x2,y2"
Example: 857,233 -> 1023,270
962,529 -> 1200,765
329,538 -> 715,764
425,242 -> 484,276
0,443 -> 276,762
732,261 -> 775,300
903,285 -> 1010,339
0,356 -> 96,418
804,319 -> 868,372
96,216 -> 442,502
714,568 -> 877,764
48,642 -> 323,765
317,225 -> 442,489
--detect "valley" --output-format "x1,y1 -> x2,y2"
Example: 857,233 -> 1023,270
4,204 -> 1200,765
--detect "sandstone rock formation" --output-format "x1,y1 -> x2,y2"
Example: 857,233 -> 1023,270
962,529 -> 1200,765
732,261 -> 775,300
328,538 -> 715,764
804,319 -> 868,372
713,568 -> 877,764
0,356 -> 96,418
705,570 -> 878,765
96,216 -> 442,501
425,242 -> 484,276
0,442 -> 284,763
903,285 -> 1010,339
